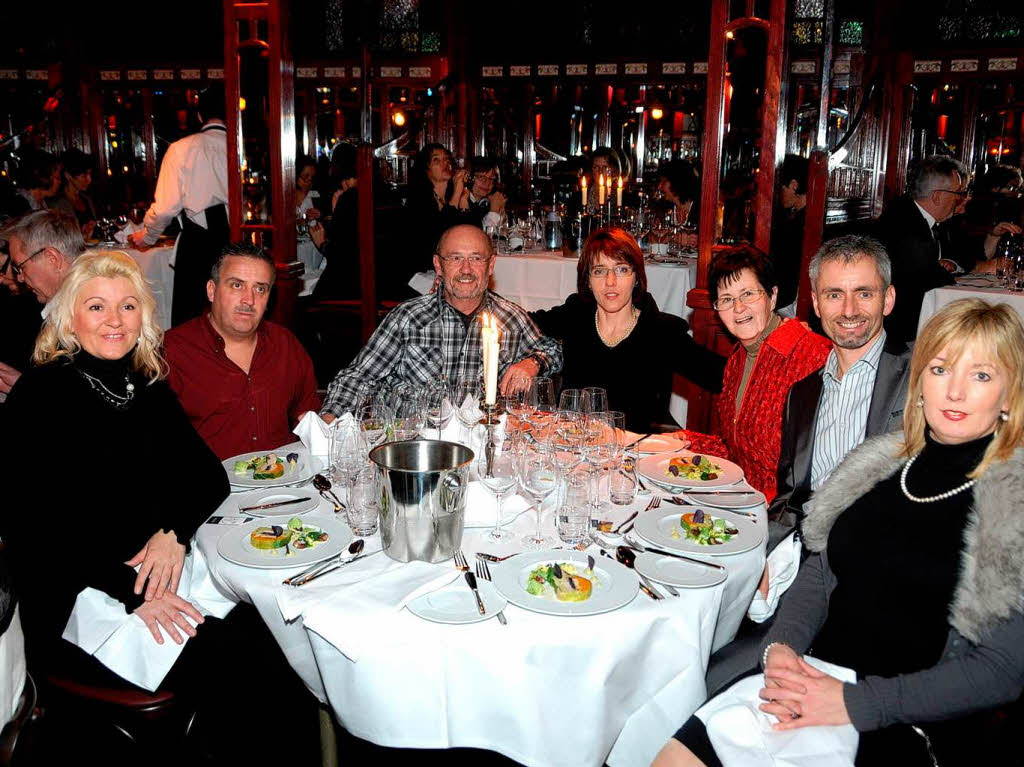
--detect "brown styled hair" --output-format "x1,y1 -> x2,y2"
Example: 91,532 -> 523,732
576,227 -> 647,302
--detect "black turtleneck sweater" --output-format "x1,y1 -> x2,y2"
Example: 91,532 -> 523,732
813,431 -> 994,678
530,292 -> 727,432
0,350 -> 229,669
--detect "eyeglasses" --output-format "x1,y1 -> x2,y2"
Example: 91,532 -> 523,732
935,188 -> 971,199
440,253 -> 490,265
10,246 -> 47,277
713,288 -> 766,311
589,265 -> 634,279
0,252 -> 10,275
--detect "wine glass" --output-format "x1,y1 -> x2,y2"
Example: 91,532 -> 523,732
517,446 -> 558,550
329,420 -> 366,506
582,386 -> 609,415
424,377 -> 454,439
356,396 -> 389,450
391,384 -> 425,441
583,412 -> 617,513
477,444 -> 518,541
558,388 -> 585,413
453,375 -> 483,444
505,378 -> 537,435
550,410 -> 585,513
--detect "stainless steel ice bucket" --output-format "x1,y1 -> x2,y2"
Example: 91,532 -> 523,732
369,440 -> 474,563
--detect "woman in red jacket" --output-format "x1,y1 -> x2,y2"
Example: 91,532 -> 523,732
693,246 -> 830,503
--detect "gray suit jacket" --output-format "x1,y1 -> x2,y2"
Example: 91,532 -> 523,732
767,336 -> 913,548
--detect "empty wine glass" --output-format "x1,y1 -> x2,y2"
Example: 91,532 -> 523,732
391,385 -> 425,441
477,444 -> 518,541
531,377 -> 556,425
357,396 -> 389,450
453,375 -> 483,444
550,410 -> 585,512
583,412 -> 617,513
582,386 -> 609,415
424,377 -> 454,439
505,378 -> 537,435
517,446 -> 558,550
330,420 -> 366,506
558,388 -> 585,413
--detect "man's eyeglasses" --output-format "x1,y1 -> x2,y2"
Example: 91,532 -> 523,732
713,288 -> 766,311
589,265 -> 634,279
935,188 -> 971,199
0,252 -> 10,276
440,253 -> 490,265
10,246 -> 47,277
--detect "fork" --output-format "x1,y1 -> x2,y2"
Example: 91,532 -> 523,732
647,496 -> 662,510
476,552 -> 517,562
476,560 -> 508,625
454,550 -> 470,572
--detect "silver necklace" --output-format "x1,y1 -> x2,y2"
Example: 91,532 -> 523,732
77,367 -> 135,409
899,453 -> 977,503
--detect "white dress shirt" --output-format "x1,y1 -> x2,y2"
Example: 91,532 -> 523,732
140,120 -> 228,246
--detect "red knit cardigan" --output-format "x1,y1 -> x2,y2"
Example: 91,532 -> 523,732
682,319 -> 830,504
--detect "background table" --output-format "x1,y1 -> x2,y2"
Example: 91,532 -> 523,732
918,280 -> 1024,334
195,476 -> 765,767
123,244 -> 176,330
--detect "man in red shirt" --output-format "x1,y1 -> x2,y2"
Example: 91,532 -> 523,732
164,243 -> 320,459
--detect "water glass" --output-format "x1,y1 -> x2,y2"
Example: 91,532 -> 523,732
557,469 -> 591,546
610,452 -> 639,506
517,447 -> 558,550
347,466 -> 380,536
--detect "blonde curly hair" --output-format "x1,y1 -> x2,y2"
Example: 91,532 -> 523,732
32,250 -> 167,382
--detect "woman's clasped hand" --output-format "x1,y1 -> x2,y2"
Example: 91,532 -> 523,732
759,644 -> 851,729
126,528 -> 186,600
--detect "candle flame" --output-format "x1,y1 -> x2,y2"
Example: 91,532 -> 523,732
617,176 -> 623,188
581,176 -> 587,189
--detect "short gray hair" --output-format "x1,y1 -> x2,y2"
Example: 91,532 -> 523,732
809,234 -> 892,290
908,154 -> 967,200
1,209 -> 85,264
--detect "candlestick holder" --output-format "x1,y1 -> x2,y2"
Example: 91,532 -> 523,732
478,400 -> 504,425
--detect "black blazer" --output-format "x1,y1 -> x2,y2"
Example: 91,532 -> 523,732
874,197 -> 956,343
768,335 -> 913,546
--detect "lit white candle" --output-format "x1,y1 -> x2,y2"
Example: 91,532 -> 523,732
481,312 -> 500,406
616,176 -> 623,207
581,175 -> 588,207
597,173 -> 606,205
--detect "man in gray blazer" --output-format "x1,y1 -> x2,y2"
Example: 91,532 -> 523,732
707,234 -> 913,694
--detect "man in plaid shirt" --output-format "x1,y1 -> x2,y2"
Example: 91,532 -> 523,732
321,225 -> 562,419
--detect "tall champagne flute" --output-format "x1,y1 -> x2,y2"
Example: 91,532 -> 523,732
517,446 -> 558,550
477,446 -> 517,540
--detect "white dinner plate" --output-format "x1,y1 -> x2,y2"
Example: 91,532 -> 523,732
638,451 -> 745,489
216,517 -> 352,569
234,488 -> 321,517
490,550 -> 638,617
633,506 -> 764,557
634,551 -> 727,589
407,580 -> 507,624
681,484 -> 766,510
223,448 -> 315,489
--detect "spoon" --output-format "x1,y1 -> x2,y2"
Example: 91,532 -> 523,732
601,549 -> 661,600
615,546 -> 678,597
283,538 -> 364,586
313,474 -> 345,511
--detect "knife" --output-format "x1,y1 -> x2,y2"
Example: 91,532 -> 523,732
623,432 -> 653,450
613,511 -> 639,534
465,571 -> 486,615
641,545 -> 726,571
683,490 -> 757,496
638,582 -> 661,600
239,496 -> 311,512
292,551 -> 378,586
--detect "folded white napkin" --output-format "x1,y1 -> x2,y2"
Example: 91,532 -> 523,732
696,656 -> 858,767
464,481 -> 532,528
409,270 -> 436,295
747,530 -> 802,623
277,555 -> 460,662
293,410 -> 354,461
114,222 -> 142,245
62,546 -> 238,692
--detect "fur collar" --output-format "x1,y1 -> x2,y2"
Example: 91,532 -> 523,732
802,432 -> 1024,644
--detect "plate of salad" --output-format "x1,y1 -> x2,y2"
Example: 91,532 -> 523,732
217,516 -> 351,569
223,447 -> 315,489
637,451 -> 744,489
633,505 -> 763,556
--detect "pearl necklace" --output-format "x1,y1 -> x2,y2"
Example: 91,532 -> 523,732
77,367 -> 136,410
595,307 -> 639,348
899,453 -> 977,503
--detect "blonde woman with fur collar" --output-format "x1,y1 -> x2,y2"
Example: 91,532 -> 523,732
657,298 -> 1024,767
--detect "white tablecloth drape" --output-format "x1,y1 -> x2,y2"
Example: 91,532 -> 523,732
184,467 -> 765,767
123,244 -> 176,331
918,283 -> 1024,334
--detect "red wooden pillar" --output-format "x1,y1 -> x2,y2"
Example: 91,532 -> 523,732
796,150 -> 828,320
357,145 -> 376,342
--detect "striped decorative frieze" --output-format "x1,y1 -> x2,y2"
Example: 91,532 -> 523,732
662,62 -> 686,75
206,68 -> 224,79
408,66 -> 431,78
179,69 -> 202,80
914,60 -> 942,73
0,70 -> 18,80
481,66 -> 504,77
538,65 -> 559,76
624,62 -> 648,75
153,69 -> 174,80
595,63 -> 617,75
566,64 -> 588,76
296,67 -> 318,78
833,59 -> 851,74
25,69 -> 48,80
99,70 -> 121,81
323,66 -> 345,78
510,65 -> 531,77
379,66 -> 402,78
950,59 -> 978,72
693,62 -> 708,74
127,69 -> 148,81
791,60 -> 816,74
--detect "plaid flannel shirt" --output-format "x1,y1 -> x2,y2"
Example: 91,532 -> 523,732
321,289 -> 563,417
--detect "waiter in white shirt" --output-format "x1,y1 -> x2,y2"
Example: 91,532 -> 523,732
128,84 -> 229,326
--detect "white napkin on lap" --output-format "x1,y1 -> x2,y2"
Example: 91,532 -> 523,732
62,547 -> 238,692
696,656 -> 858,767
747,530 -> 802,623
294,410 -> 354,461
279,556 -> 460,662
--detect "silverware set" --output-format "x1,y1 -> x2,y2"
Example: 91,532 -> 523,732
454,550 -> 486,616
475,558 -> 507,625
283,538 -> 369,586
624,534 -> 726,572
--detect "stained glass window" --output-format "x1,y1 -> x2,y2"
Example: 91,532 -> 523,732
838,19 -> 863,45
795,0 -> 825,17
932,1 -> 1021,41
792,20 -> 823,44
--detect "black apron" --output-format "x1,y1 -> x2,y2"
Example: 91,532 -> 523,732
171,202 -> 229,327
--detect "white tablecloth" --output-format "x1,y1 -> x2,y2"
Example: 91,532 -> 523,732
918,282 -> 1024,334
123,244 -> 176,331
189,469 -> 766,767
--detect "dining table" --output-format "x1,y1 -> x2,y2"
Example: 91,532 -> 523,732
121,242 -> 177,331
917,275 -> 1024,333
180,442 -> 766,767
